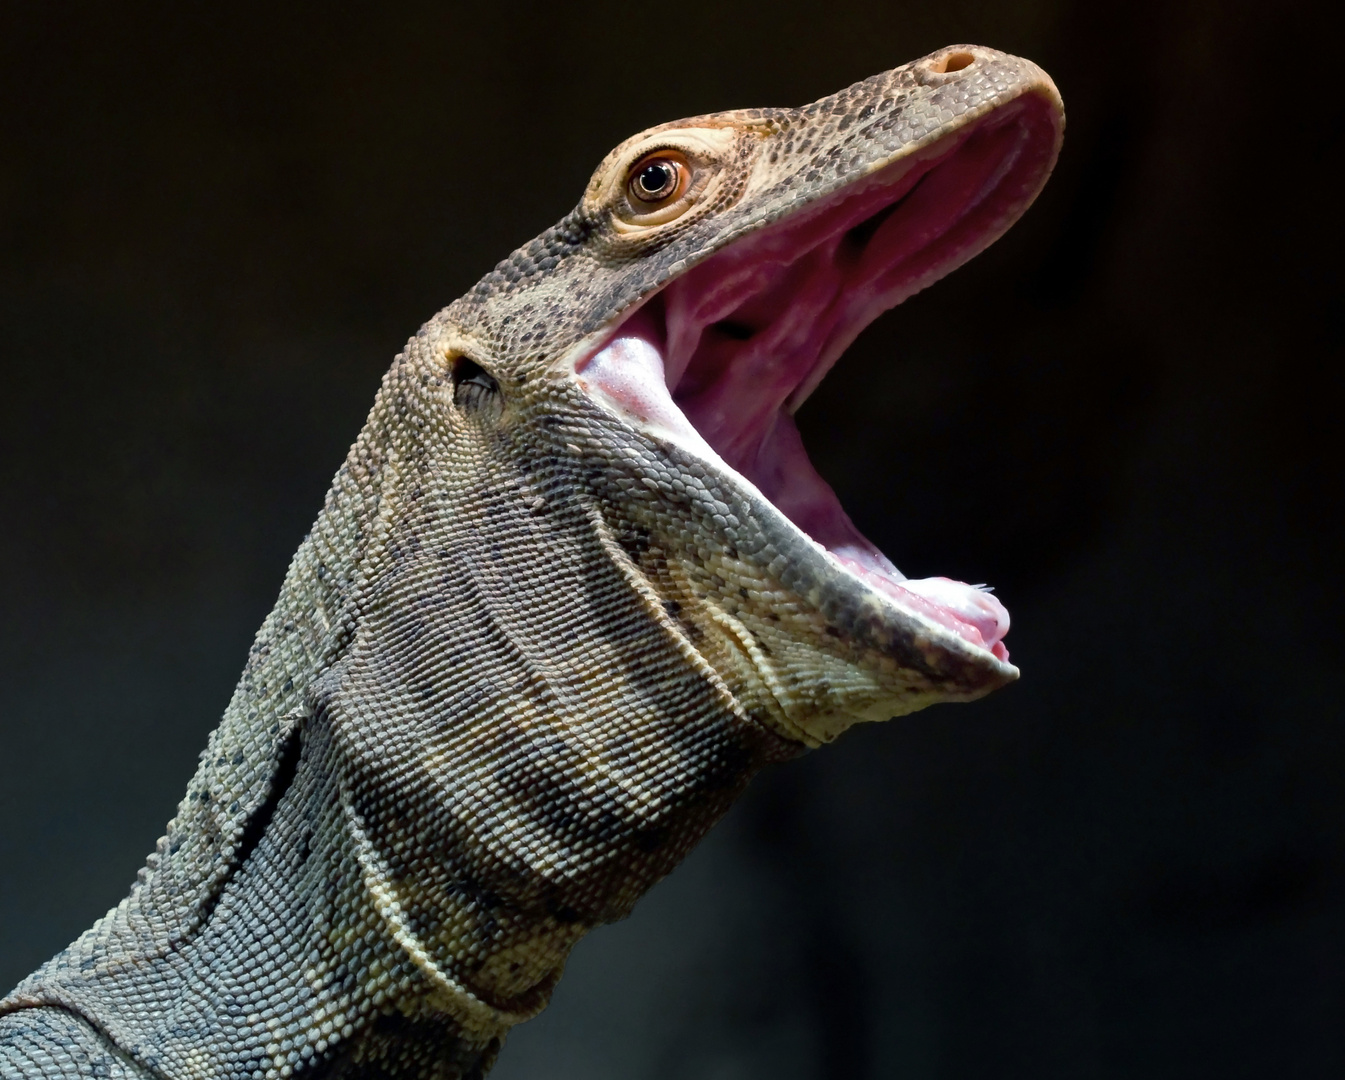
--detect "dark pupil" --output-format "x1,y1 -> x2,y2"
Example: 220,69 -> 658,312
638,162 -> 674,197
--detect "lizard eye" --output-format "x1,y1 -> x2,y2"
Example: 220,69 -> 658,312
626,152 -> 690,209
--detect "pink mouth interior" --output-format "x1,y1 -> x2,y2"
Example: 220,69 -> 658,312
577,98 -> 1060,661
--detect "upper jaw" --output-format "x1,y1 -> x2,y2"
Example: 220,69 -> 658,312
561,47 -> 1063,699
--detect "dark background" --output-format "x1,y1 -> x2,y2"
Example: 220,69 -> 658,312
1,1 -> 1340,1077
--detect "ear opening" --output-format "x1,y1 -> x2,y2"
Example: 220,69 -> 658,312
451,356 -> 504,421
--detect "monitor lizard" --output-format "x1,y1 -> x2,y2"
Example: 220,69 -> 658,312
0,44 -> 1063,1080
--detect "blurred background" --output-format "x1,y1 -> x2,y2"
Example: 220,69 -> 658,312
0,1 -> 1339,1076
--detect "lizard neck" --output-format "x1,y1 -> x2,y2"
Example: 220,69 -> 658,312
3,348 -> 800,1077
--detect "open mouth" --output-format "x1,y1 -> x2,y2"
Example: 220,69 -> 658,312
575,93 -> 1061,667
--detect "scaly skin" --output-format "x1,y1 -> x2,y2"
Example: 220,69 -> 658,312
1,46 -> 1063,1080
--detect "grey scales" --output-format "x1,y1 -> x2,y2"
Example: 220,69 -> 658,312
1,45 -> 1063,1080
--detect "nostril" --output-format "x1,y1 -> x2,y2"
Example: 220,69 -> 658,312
930,51 -> 975,74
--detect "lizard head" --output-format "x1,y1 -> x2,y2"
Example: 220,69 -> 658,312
434,45 -> 1064,747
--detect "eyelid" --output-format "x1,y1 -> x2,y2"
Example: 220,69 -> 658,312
588,126 -> 742,231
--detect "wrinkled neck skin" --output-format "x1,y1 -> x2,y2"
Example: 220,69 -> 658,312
1,345 -> 801,1077
1,46 -> 1062,1080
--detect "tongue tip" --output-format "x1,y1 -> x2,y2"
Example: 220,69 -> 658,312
897,574 -> 1011,651
832,558 -> 1012,657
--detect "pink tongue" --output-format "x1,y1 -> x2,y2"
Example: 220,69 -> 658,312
898,577 -> 1010,649
832,557 -> 1011,659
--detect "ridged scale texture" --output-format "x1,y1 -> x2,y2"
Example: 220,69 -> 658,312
1,46 -> 1061,1080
